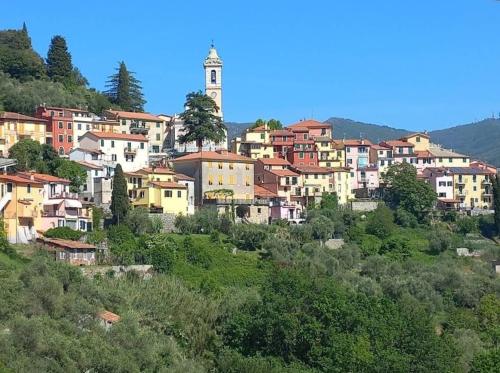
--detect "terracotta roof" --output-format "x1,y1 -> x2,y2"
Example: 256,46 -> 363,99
268,169 -> 299,177
98,310 -> 121,323
415,150 -> 433,158
175,173 -> 195,181
287,119 -> 330,129
382,140 -> 414,148
293,165 -> 331,174
86,132 -> 147,142
38,237 -> 96,250
289,127 -> 309,132
0,111 -> 47,123
104,110 -> 161,122
254,184 -> 278,198
271,141 -> 294,146
293,139 -> 315,144
372,144 -> 392,150
270,130 -> 293,136
150,181 -> 187,189
19,172 -> 71,184
140,167 -> 175,175
257,158 -> 291,166
172,150 -> 254,163
328,166 -> 351,172
342,139 -> 373,146
75,161 -> 103,170
71,147 -> 104,155
249,125 -> 266,132
0,174 -> 43,186
401,132 -> 430,140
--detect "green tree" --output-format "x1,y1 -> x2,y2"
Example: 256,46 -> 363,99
320,192 -> 338,210
53,159 -> 86,192
105,61 -> 145,111
366,204 -> 394,239
493,174 -> 500,235
250,118 -> 283,130
110,164 -> 129,224
46,35 -> 74,83
383,162 -> 436,222
178,91 -> 226,151
125,207 -> 153,235
8,138 -> 42,171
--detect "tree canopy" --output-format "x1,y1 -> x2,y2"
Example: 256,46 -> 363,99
178,91 -> 227,151
250,118 -> 283,130
105,61 -> 145,111
46,35 -> 74,83
110,164 -> 130,224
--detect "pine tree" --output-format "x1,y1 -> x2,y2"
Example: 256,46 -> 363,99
105,61 -> 145,111
46,35 -> 73,82
110,164 -> 130,224
493,174 -> 500,235
178,91 -> 226,151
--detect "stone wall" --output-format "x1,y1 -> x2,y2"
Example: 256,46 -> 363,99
350,200 -> 379,212
149,213 -> 178,232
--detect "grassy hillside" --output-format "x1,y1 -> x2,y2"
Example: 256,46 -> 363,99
429,118 -> 500,166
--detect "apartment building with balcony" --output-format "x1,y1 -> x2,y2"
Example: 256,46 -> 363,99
292,165 -> 332,206
0,112 -> 48,157
103,110 -> 166,154
231,123 -> 274,160
287,119 -> 332,139
343,139 -> 373,191
171,150 -> 255,207
449,167 -> 495,210
0,174 -> 43,244
316,138 -> 344,168
422,167 -> 457,210
78,132 -> 149,173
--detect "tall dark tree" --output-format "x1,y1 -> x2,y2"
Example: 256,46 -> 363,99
110,164 -> 130,224
46,35 -> 73,82
105,61 -> 145,111
493,174 -> 500,235
178,91 -> 226,151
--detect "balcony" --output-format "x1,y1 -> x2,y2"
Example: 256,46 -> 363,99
482,190 -> 493,197
203,198 -> 254,205
482,179 -> 492,186
124,147 -> 137,155
456,190 -> 466,197
49,191 -> 79,199
456,180 -> 466,186
130,122 -> 149,135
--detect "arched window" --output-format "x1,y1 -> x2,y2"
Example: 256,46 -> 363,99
211,69 -> 216,84
58,147 -> 65,155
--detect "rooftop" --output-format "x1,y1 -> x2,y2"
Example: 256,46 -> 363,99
104,110 -> 161,122
254,184 -> 278,198
341,139 -> 373,146
98,310 -> 121,323
140,167 -> 175,175
18,172 -> 71,185
287,119 -> 330,129
150,181 -> 188,189
428,144 -> 467,158
172,150 -> 254,163
0,174 -> 43,186
174,173 -> 195,181
75,161 -> 103,170
38,237 -> 96,250
0,111 -> 47,123
293,165 -> 331,174
257,158 -> 291,166
267,169 -> 299,177
85,131 -> 148,142
382,140 -> 414,148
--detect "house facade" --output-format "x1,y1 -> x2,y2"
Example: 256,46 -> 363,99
0,112 -> 47,157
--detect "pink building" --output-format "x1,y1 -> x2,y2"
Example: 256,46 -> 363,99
254,185 -> 303,222
287,119 -> 332,139
342,139 -> 373,191
381,140 -> 417,166
422,167 -> 457,210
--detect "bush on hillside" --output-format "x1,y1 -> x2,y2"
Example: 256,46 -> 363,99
428,229 -> 453,254
44,227 -> 83,241
395,207 -> 418,228
230,224 -> 269,251
366,204 -> 395,239
455,217 -> 479,235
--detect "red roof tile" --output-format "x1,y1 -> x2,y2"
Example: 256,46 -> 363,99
38,237 -> 96,250
172,150 -> 254,163
150,181 -> 187,189
268,169 -> 300,177
254,184 -> 278,198
293,165 -> 331,174
98,310 -> 121,323
270,130 -> 293,136
0,174 -> 43,186
341,139 -> 373,146
382,140 -> 414,148
257,158 -> 291,166
174,173 -> 195,181
104,110 -> 161,122
140,167 -> 175,175
19,172 -> 70,184
86,132 -> 147,142
287,119 -> 330,129
75,161 -> 103,170
0,112 -> 47,123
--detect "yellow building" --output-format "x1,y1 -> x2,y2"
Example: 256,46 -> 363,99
231,124 -> 274,160
400,132 -> 430,152
126,168 -> 189,215
330,167 -> 354,205
0,174 -> 44,244
317,139 -> 345,168
0,112 -> 47,157
429,145 -> 470,168
449,167 -> 495,210
292,166 -> 332,205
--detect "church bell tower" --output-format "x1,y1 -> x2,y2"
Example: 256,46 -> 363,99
204,44 -> 223,119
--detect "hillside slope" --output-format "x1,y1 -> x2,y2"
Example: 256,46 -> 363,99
429,118 -> 500,166
325,117 -> 410,142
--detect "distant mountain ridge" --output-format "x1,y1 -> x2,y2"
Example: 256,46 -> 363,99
225,117 -> 500,167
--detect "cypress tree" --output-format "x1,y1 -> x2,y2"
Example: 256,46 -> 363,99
110,164 -> 130,224
493,174 -> 500,235
105,61 -> 145,111
46,35 -> 73,82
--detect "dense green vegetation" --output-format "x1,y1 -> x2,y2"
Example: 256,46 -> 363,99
0,25 -> 142,115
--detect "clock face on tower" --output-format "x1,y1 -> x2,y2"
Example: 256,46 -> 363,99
210,92 -> 217,98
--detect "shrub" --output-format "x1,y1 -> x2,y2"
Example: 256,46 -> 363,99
428,229 -> 453,254
360,234 -> 382,256
142,234 -> 178,273
124,207 -> 153,235
380,236 -> 411,258
455,217 -> 478,235
310,215 -> 334,242
230,224 -> 268,251
395,208 -> 418,228
366,204 -> 394,239
44,226 -> 83,241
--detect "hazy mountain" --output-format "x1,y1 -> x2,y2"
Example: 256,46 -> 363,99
325,118 -> 411,143
225,122 -> 253,142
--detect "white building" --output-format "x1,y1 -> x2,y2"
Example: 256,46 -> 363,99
78,132 -> 149,173
174,172 -> 195,215
71,109 -> 99,149
164,45 -> 227,154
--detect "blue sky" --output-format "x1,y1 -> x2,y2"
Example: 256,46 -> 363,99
2,0 -> 500,130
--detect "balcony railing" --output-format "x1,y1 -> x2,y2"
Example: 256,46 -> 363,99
203,198 -> 254,205
49,191 -> 79,199
130,122 -> 149,134
124,147 -> 137,154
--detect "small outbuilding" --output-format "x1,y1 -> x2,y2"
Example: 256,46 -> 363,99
98,310 -> 121,330
38,237 -> 96,265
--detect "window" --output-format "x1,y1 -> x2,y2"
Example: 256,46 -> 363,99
208,175 -> 214,185
438,192 -> 446,197
218,175 -> 223,185
229,175 -> 236,184
463,158 -> 467,163
314,174 -> 318,179
58,121 -> 63,129
439,157 -> 443,163
260,133 -> 265,140
299,152 -> 304,159
439,181 -> 446,187
77,123 -> 82,130
58,135 -> 64,142
347,158 -> 353,164
86,124 -> 90,131
111,154 -> 117,161
156,134 -> 160,141
68,135 -> 72,143
257,208 -> 262,213
140,142 -> 144,149
211,69 -> 217,84
58,147 -> 64,155
156,122 -> 161,128
473,175 -> 477,182
416,136 -> 421,142
309,152 -> 315,159
127,142 -> 131,149
27,184 -> 31,193
218,163 -> 223,169
94,170 -> 99,176
346,147 -> 351,153
177,190 -> 182,198
245,164 -> 250,170
164,190 -> 172,197
303,134 -> 308,140
380,160 -> 385,166
68,122 -> 72,129
229,163 -> 234,170
121,119 -> 126,126
449,158 -> 453,163
100,139 -> 104,146
473,186 -> 477,191
447,181 -> 453,186
111,141 -> 115,148
245,176 -> 250,186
